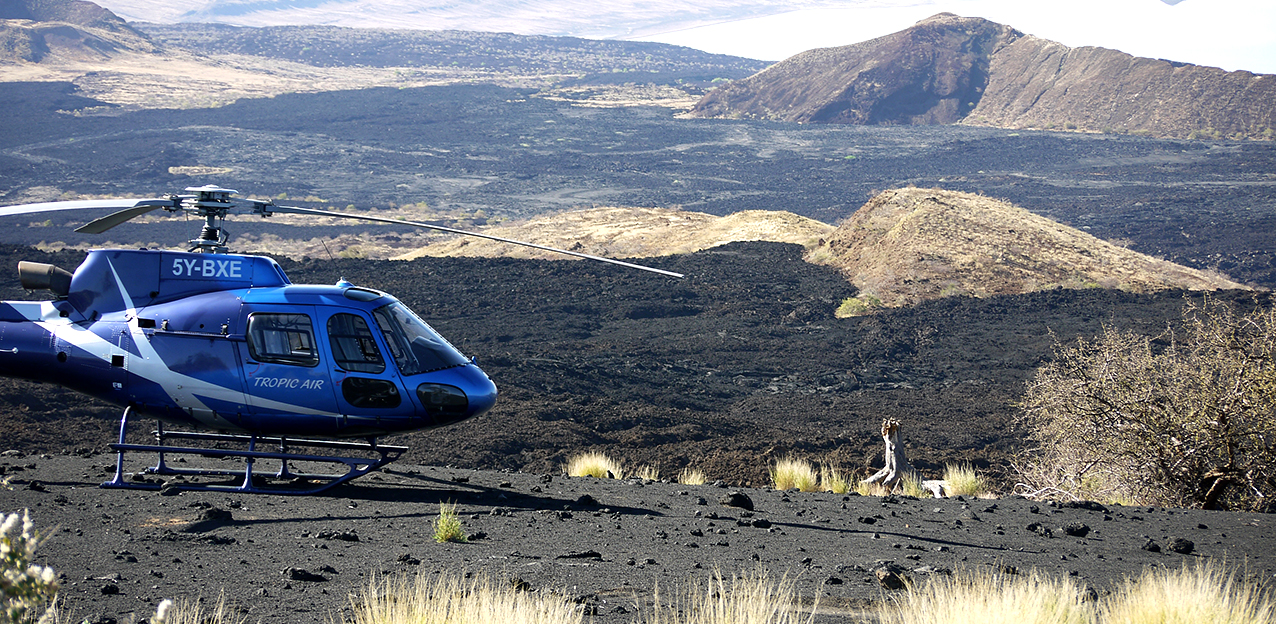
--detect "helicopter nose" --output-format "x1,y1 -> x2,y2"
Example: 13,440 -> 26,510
415,363 -> 497,427
462,364 -> 498,418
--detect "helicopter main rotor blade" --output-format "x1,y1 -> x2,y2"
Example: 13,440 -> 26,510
75,199 -> 179,234
261,204 -> 685,279
0,198 -> 175,225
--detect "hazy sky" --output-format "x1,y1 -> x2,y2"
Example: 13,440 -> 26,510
640,0 -> 1276,73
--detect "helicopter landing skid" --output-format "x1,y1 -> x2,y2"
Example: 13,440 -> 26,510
102,408 -> 407,495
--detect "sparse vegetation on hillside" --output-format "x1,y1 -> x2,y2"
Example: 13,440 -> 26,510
819,187 -> 1247,309
1017,297 -> 1276,511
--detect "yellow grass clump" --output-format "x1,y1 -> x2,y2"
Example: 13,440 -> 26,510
942,463 -> 989,497
819,464 -> 851,494
1101,562 -> 1274,624
883,562 -> 1273,624
565,452 -> 624,479
646,569 -> 814,624
678,467 -> 707,485
770,457 -> 818,492
880,569 -> 1095,624
347,571 -> 584,624
634,465 -> 662,481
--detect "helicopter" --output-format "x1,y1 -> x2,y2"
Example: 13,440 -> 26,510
0,185 -> 682,494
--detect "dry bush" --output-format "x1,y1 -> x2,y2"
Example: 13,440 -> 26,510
1101,561 -> 1274,624
770,457 -> 818,492
819,464 -> 851,494
347,571 -> 583,624
678,467 -> 707,485
942,463 -> 989,498
1016,297 -> 1276,511
883,562 -> 1273,624
646,569 -> 813,624
565,452 -> 624,479
634,465 -> 662,481
880,569 -> 1095,624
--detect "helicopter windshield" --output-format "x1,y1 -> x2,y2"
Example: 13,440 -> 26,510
372,301 -> 469,376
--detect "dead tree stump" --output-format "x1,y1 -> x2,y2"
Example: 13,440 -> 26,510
865,418 -> 910,490
864,419 -> 946,497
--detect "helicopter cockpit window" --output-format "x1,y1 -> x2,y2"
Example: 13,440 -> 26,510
372,302 -> 469,376
246,313 -> 319,367
327,313 -> 386,374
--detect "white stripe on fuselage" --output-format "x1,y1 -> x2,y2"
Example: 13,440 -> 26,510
31,259 -> 341,419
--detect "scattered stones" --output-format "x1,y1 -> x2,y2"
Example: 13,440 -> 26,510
719,491 -> 753,510
1167,537 -> 1195,555
1062,522 -> 1091,538
1026,522 -> 1053,538
1062,501 -> 1109,513
1141,538 -> 1162,553
99,583 -> 119,595
556,550 -> 603,560
575,494 -> 598,507
315,530 -> 359,542
283,567 -> 328,582
873,563 -> 910,590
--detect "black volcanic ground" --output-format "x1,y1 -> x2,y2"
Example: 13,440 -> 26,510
1,80 -> 1276,622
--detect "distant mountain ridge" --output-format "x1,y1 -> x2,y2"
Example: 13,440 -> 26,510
691,13 -> 1276,140
0,0 -> 154,62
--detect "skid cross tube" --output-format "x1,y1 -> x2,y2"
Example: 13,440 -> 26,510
103,407 -> 407,495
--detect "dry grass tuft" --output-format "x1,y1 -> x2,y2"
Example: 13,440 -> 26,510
880,568 -> 1095,624
855,480 -> 890,497
883,562 -> 1274,624
634,465 -> 662,482
647,569 -> 814,624
770,457 -> 818,492
819,464 -> 851,494
566,452 -> 624,479
347,571 -> 584,624
1101,562 -> 1274,624
152,592 -> 245,624
942,463 -> 989,497
678,467 -> 707,485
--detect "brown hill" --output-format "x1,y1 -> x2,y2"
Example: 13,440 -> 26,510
689,13 -> 1276,140
394,206 -> 835,261
0,0 -> 154,62
818,187 -> 1248,309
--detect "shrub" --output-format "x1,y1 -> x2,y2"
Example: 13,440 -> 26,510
836,294 -> 883,317
433,502 -> 466,543
880,568 -> 1094,624
882,562 -> 1273,624
819,464 -> 850,494
1016,298 -> 1276,510
634,465 -> 661,482
1,510 -> 58,624
770,457 -> 818,492
347,571 -> 583,624
943,463 -> 988,497
1101,561 -> 1274,624
677,467 -> 707,485
646,569 -> 812,624
565,452 -> 624,479
896,472 -> 931,499
151,592 -> 244,624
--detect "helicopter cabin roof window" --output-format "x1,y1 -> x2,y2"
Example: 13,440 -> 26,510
247,313 -> 319,367
327,313 -> 385,374
372,301 -> 469,376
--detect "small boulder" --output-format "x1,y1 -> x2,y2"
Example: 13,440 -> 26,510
719,491 -> 754,511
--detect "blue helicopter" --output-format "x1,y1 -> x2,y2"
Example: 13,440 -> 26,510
0,185 -> 681,494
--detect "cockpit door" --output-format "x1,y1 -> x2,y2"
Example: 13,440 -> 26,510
323,310 -> 414,435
